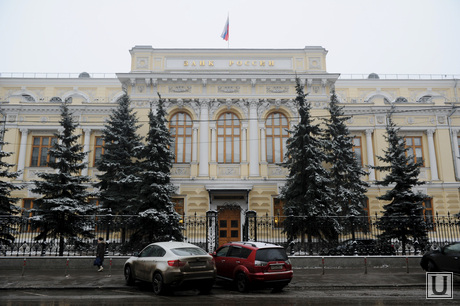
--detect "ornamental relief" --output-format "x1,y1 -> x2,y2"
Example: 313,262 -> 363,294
257,99 -> 297,119
266,86 -> 289,93
208,99 -> 248,120
171,165 -> 191,176
136,57 -> 149,69
164,98 -> 298,122
218,165 -> 240,177
268,165 -> 288,177
28,169 -> 55,179
437,115 -> 447,125
218,86 -> 240,93
169,86 -> 191,93
162,99 -> 197,119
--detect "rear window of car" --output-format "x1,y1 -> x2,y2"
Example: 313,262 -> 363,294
255,248 -> 288,261
171,247 -> 207,256
227,246 -> 252,258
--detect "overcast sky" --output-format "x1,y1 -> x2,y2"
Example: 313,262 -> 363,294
1,0 -> 459,76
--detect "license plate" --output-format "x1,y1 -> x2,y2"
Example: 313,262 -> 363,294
270,265 -> 283,270
189,261 -> 206,268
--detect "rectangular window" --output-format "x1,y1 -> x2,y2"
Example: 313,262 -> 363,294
94,137 -> 105,166
89,199 -> 103,233
31,136 -> 57,167
273,198 -> 286,228
423,198 -> 434,230
352,137 -> 363,166
405,136 -> 424,166
172,198 -> 185,218
361,198 -> 370,217
22,199 -> 36,232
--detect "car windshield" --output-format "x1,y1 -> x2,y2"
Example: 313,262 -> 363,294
171,247 -> 207,256
255,248 -> 288,261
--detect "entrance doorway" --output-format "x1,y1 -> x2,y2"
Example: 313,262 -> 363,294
218,208 -> 241,246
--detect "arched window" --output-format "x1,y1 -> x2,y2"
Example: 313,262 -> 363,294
22,94 -> 35,102
395,97 -> 408,103
417,95 -> 432,103
50,96 -> 62,103
265,112 -> 289,163
217,112 -> 240,163
169,112 -> 193,163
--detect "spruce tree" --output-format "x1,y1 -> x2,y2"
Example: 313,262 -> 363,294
323,90 -> 369,237
132,94 -> 183,247
0,134 -> 21,248
372,107 -> 428,253
280,79 -> 340,253
31,102 -> 94,256
95,93 -> 143,215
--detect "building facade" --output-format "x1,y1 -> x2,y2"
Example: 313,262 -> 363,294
1,46 -> 460,246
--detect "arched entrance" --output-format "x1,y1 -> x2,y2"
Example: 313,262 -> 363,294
207,188 -> 251,247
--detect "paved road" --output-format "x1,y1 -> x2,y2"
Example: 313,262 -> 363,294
2,267 -> 459,304
1,286 -> 459,305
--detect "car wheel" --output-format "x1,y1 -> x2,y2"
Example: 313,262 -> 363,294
124,265 -> 135,286
152,272 -> 168,295
427,260 -> 439,272
236,272 -> 249,293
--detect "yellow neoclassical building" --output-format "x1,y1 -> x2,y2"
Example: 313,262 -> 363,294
1,45 -> 460,245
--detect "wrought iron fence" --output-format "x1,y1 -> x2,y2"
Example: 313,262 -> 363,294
245,212 -> 460,256
1,212 -> 459,257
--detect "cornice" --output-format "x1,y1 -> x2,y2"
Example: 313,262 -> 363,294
336,78 -> 457,88
0,103 -> 116,115
129,46 -> 328,55
0,78 -> 120,87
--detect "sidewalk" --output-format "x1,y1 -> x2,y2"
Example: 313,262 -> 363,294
0,267 -> 428,290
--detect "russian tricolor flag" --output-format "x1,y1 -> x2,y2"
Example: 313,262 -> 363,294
221,16 -> 229,41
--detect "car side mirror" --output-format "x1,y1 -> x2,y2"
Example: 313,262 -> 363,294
133,252 -> 139,257
211,251 -> 217,256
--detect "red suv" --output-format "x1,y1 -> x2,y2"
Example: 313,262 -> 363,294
213,241 -> 293,292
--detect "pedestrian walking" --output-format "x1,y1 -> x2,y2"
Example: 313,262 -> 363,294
95,237 -> 106,272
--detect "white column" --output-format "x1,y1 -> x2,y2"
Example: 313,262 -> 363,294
248,100 -> 260,177
365,129 -> 375,181
198,100 -> 209,177
259,123 -> 266,162
452,129 -> 460,179
17,128 -> 28,180
210,124 -> 216,162
82,128 -> 91,176
192,124 -> 199,163
241,123 -> 248,162
426,129 -> 439,181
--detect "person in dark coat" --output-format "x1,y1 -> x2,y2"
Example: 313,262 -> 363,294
96,237 -> 106,272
